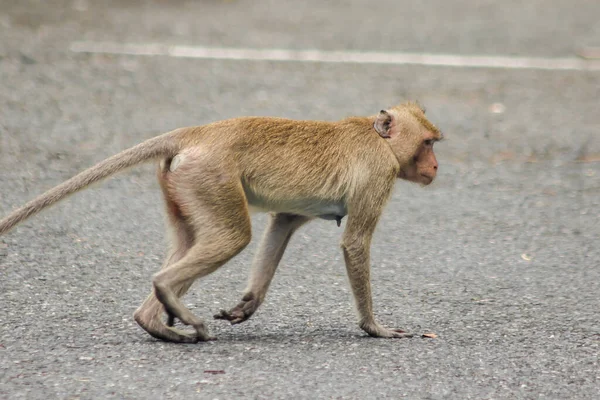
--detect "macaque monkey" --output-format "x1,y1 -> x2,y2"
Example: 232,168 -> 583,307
0,102 -> 442,343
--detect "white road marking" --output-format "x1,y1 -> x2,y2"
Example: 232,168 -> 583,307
70,41 -> 600,72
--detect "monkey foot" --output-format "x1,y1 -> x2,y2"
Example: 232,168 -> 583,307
161,326 -> 212,343
386,329 -> 414,339
213,293 -> 260,324
360,321 -> 414,339
134,310 -> 215,343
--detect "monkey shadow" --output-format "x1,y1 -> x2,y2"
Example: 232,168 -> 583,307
139,329 -> 408,345
218,331 -> 360,343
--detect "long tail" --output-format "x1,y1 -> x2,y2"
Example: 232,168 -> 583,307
0,129 -> 183,235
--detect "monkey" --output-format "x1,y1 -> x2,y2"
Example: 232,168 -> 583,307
0,102 -> 442,343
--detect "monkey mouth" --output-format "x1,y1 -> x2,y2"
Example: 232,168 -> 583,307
419,174 -> 435,185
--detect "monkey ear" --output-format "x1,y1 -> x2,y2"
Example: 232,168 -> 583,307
374,110 -> 393,138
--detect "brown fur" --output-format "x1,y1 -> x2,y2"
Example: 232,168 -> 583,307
0,102 -> 442,342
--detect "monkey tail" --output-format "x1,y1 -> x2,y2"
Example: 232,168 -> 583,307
0,130 -> 182,236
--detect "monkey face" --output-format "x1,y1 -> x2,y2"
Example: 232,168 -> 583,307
374,102 -> 442,186
398,137 -> 439,185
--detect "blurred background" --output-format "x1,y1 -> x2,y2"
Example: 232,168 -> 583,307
1,1 -> 599,399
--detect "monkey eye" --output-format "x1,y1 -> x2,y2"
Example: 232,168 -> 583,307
424,139 -> 434,146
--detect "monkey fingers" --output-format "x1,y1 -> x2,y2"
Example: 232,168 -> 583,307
213,309 -> 244,323
213,306 -> 251,325
213,295 -> 260,324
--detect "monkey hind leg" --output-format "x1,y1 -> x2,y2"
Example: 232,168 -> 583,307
134,294 -> 205,343
134,177 -> 200,342
151,156 -> 252,342
152,220 -> 251,341
134,240 -> 202,342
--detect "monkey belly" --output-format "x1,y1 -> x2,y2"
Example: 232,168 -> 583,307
243,183 -> 347,222
252,199 -> 346,222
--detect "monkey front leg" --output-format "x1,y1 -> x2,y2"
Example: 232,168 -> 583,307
341,218 -> 413,339
215,213 -> 310,324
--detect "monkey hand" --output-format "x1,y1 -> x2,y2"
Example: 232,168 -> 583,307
213,292 -> 261,324
359,320 -> 414,339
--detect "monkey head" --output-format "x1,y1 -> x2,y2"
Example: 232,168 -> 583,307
374,102 -> 442,185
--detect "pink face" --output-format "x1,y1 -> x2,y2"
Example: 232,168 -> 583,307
373,105 -> 442,185
398,136 -> 439,185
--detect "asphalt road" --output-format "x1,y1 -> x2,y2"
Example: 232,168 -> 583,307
1,1 -> 599,399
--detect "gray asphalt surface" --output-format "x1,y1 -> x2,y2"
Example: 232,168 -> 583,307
1,1 -> 599,399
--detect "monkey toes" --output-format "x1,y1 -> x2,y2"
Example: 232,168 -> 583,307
134,305 -> 215,343
359,321 -> 414,339
213,294 -> 260,324
162,313 -> 215,342
387,329 -> 414,339
142,317 -> 215,343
